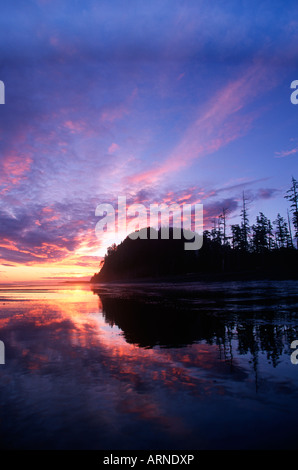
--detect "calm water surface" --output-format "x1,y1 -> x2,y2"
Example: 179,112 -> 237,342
0,279 -> 297,450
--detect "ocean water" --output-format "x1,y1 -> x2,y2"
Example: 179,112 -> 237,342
0,279 -> 297,450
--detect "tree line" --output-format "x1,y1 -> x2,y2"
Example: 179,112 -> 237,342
205,176 -> 298,252
91,177 -> 298,282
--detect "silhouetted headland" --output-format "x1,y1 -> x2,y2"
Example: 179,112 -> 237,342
90,226 -> 298,284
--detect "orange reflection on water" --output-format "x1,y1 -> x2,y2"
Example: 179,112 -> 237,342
0,285 -> 232,436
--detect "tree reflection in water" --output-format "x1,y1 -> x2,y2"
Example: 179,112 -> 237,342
93,280 -> 298,388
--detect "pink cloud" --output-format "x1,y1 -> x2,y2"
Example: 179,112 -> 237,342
0,152 -> 32,194
275,147 -> 298,158
63,120 -> 85,134
126,62 -> 280,187
108,142 -> 120,154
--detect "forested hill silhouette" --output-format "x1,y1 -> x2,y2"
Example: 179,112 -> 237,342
90,225 -> 298,283
91,227 -> 199,282
91,178 -> 298,283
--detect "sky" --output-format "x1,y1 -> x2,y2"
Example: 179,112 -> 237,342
0,0 -> 298,283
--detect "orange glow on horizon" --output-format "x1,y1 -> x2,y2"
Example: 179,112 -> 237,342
0,254 -> 103,284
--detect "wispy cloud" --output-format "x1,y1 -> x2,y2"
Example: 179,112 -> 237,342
127,61 -> 280,187
275,146 -> 298,158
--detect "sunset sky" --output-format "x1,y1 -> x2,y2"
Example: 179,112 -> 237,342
0,0 -> 298,283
